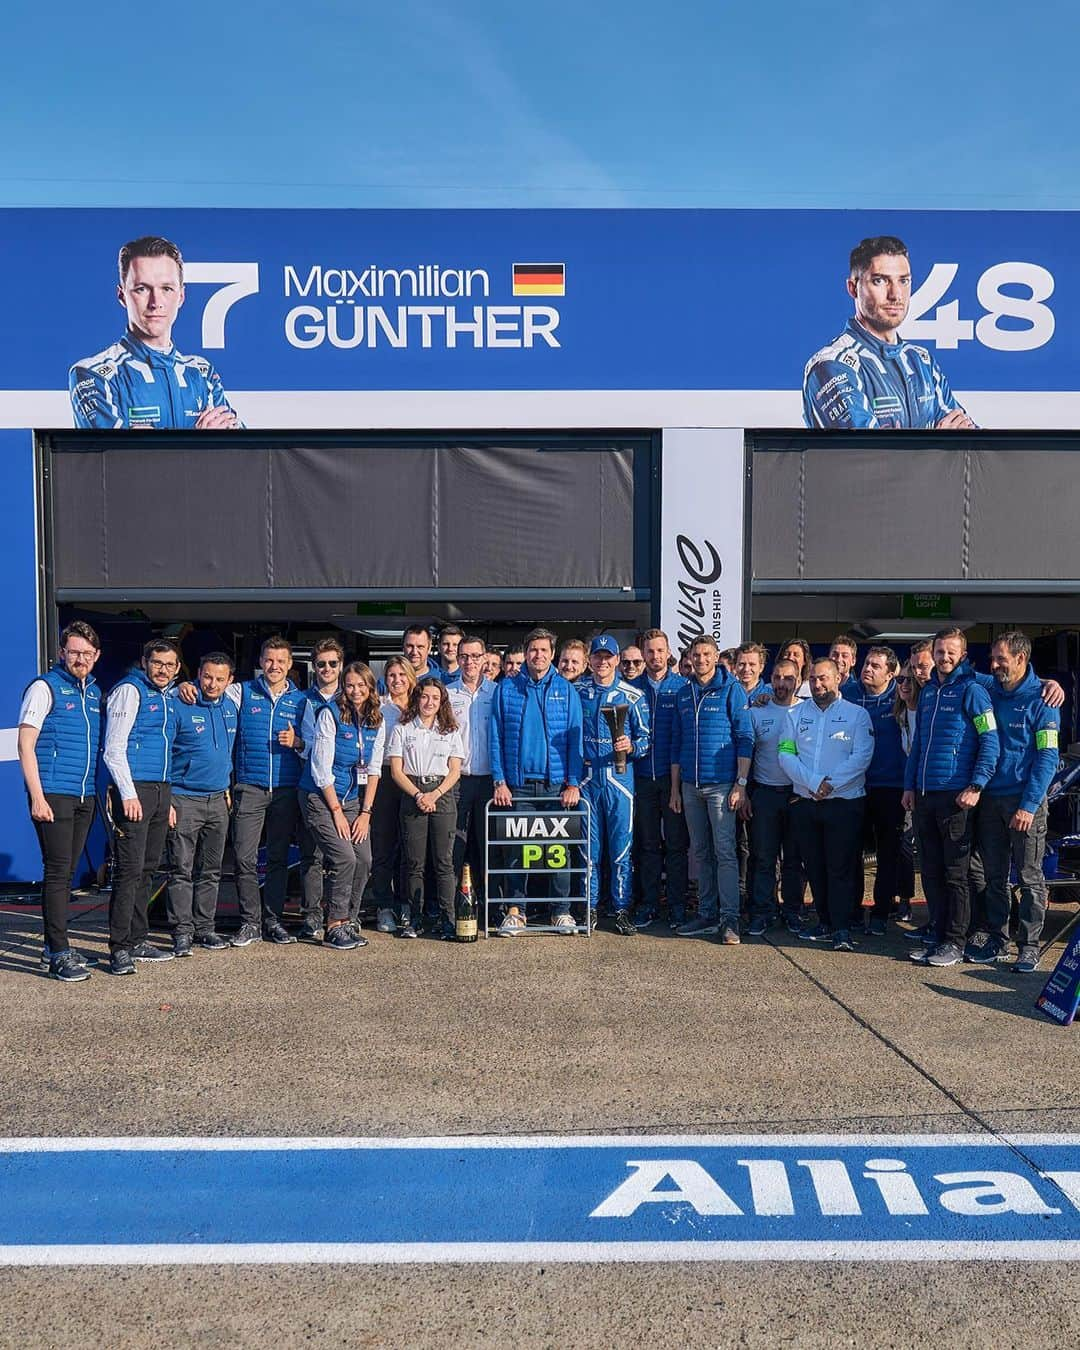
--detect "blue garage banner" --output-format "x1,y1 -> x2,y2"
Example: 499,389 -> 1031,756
0,208 -> 1079,427
2,1135 -> 1079,1264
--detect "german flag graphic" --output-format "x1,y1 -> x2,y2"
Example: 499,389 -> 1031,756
512,262 -> 565,296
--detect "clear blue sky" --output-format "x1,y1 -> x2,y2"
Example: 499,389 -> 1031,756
3,0 -> 1078,209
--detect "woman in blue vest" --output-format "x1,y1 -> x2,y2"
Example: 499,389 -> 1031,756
17,621 -> 102,982
298,662 -> 384,951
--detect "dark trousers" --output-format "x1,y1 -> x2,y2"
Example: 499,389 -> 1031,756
231,782 -> 300,926
861,786 -> 906,920
977,794 -> 1049,946
400,781 -> 457,926
32,792 -> 96,953
370,766 -> 405,912
298,792 -> 372,925
372,766 -> 405,912
633,772 -> 689,920
297,807 -> 327,925
898,818 -> 916,902
914,790 -> 975,946
792,795 -> 865,932
166,792 -> 229,937
454,774 -> 493,903
748,783 -> 803,921
108,781 -> 171,953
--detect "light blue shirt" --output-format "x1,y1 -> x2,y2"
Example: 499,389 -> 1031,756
778,696 -> 874,800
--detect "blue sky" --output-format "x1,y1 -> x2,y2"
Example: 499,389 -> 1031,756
3,0 -> 1078,209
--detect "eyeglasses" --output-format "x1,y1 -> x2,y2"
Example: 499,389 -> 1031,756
897,676 -> 914,684
315,659 -> 341,669
147,659 -> 179,672
621,658 -> 645,668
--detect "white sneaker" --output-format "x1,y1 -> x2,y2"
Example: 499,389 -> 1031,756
497,908 -> 527,937
553,913 -> 576,934
376,908 -> 397,934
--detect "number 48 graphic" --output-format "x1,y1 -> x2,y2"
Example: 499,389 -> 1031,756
901,262 -> 1055,351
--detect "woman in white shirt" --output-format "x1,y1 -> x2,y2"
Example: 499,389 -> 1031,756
297,662 -> 384,951
371,656 -> 417,935
388,677 -> 465,940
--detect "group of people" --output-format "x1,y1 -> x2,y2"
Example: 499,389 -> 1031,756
18,617 -> 1063,982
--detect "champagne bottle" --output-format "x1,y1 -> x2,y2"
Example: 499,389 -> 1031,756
455,863 -> 478,943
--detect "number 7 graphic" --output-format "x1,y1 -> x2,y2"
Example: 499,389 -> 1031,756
183,263 -> 260,348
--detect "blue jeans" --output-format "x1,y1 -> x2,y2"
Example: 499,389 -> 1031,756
681,781 -> 738,923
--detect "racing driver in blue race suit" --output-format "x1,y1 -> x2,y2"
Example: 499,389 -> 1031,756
69,235 -> 239,430
803,235 -> 976,430
577,635 -> 650,936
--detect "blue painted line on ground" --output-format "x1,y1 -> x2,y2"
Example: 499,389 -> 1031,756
2,1135 -> 1079,1264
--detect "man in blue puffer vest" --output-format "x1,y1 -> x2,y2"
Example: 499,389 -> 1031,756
490,627 -> 584,934
669,634 -> 754,945
967,631 -> 1061,974
166,653 -> 238,958
902,628 -> 1001,968
17,621 -> 103,982
103,639 -> 182,975
631,628 -> 690,930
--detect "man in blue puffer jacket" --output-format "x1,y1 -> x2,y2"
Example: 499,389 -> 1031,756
669,634 -> 754,944
850,645 -> 908,935
968,631 -> 1061,973
166,653 -> 238,957
490,627 -> 584,933
902,628 -> 1000,968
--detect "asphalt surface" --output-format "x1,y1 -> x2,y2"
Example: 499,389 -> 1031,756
2,895 -> 1079,1348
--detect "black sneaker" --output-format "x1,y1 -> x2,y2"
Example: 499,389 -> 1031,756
633,910 -> 656,930
784,913 -> 803,935
433,918 -> 455,941
832,930 -> 855,952
397,923 -> 418,939
231,923 -> 262,948
324,924 -> 359,950
50,950 -> 91,983
173,933 -> 193,959
926,941 -> 963,967
896,900 -> 913,923
263,919 -> 296,945
612,910 -> 637,937
130,940 -> 174,963
195,932 -> 230,951
1012,944 -> 1040,973
746,917 -> 769,937
109,949 -> 136,976
797,923 -> 831,943
868,917 -> 887,937
297,920 -> 323,943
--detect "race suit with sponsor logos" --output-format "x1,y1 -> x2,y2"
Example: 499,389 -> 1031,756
69,333 -> 238,429
802,318 -> 969,430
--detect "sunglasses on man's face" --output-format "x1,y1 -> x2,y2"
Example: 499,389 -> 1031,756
315,659 -> 340,669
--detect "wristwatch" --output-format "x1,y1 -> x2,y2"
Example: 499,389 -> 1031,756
736,776 -> 748,787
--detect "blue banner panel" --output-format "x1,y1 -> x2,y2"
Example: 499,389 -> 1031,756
1,208 -> 1078,400
2,1135 -> 1079,1263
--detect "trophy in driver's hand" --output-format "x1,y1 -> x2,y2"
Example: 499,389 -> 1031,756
601,703 -> 629,774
